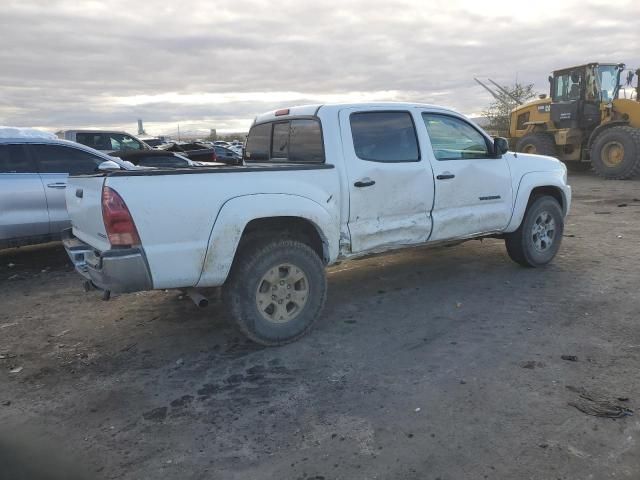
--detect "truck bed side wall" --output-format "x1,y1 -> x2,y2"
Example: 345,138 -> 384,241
104,167 -> 341,289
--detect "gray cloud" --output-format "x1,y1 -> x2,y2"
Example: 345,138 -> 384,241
1,0 -> 638,134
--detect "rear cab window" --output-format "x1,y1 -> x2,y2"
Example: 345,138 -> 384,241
245,118 -> 325,163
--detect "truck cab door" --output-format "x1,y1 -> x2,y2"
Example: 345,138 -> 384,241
420,112 -> 513,241
0,144 -> 49,243
339,108 -> 434,254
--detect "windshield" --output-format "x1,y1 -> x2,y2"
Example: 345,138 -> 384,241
597,65 -> 619,102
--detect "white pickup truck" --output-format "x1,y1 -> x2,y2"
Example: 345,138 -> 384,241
63,103 -> 571,345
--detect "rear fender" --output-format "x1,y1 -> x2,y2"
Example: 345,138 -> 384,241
196,194 -> 338,287
504,171 -> 571,233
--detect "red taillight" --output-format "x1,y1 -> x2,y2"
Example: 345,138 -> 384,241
101,186 -> 140,247
275,108 -> 290,116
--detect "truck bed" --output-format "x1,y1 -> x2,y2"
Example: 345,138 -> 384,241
66,162 -> 340,290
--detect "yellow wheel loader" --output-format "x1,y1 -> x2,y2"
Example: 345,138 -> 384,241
508,63 -> 640,179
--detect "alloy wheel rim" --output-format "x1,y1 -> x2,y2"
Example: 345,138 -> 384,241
531,211 -> 556,252
256,263 -> 309,323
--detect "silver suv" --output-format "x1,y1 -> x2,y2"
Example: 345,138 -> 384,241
0,133 -> 125,249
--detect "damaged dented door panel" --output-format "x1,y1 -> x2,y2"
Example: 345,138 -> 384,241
339,108 -> 434,253
420,112 -> 513,241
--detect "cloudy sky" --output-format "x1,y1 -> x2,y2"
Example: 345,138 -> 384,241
1,0 -> 638,135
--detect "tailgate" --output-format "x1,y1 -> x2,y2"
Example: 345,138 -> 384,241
65,175 -> 111,251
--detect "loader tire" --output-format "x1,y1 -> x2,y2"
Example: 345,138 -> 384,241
516,133 -> 557,156
224,238 -> 327,346
591,126 -> 640,180
505,196 -> 564,268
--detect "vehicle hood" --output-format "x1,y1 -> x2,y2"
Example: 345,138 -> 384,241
505,151 -> 568,185
507,151 -> 566,173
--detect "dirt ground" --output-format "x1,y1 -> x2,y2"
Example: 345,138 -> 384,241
1,171 -> 640,480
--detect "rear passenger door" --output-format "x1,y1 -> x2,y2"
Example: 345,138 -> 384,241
339,108 -> 435,253
30,144 -> 105,234
0,144 -> 49,242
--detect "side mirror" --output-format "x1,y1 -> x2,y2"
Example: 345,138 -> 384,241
97,160 -> 122,171
494,137 -> 509,156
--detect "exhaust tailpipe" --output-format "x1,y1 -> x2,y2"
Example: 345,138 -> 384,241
185,288 -> 209,308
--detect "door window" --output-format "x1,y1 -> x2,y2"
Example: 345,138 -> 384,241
0,144 -> 34,173
553,71 -> 582,102
422,113 -> 489,160
109,134 -> 144,151
350,111 -> 419,162
32,144 -> 104,175
75,133 -> 111,150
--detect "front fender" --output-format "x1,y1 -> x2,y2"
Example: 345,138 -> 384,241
504,171 -> 572,233
196,193 -> 339,287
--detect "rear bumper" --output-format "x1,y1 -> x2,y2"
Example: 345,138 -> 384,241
62,229 -> 152,293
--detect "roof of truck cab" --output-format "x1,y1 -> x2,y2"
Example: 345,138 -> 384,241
253,102 -> 459,124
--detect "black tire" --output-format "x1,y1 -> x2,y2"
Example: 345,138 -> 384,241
224,238 -> 327,346
516,133 -> 557,156
505,196 -> 564,267
591,126 -> 640,180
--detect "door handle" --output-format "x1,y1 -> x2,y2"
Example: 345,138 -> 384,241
47,183 -> 67,189
354,179 -> 376,188
436,174 -> 455,180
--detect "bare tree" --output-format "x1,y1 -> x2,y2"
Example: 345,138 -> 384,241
482,82 -> 537,135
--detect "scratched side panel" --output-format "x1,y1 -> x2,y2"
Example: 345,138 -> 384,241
106,167 -> 340,290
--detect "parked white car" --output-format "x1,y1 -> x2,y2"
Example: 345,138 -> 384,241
63,103 -> 571,345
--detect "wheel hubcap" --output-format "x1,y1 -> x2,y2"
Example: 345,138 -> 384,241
523,144 -> 537,154
601,141 -> 625,168
256,263 -> 309,323
531,211 -> 556,252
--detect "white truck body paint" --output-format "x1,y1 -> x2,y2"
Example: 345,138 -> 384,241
196,193 -> 339,287
65,102 -> 572,292
338,106 -> 435,253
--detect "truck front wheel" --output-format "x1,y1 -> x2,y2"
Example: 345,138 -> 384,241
505,196 -> 564,267
224,238 -> 327,346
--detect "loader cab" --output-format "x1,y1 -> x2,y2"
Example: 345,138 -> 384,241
549,63 -> 621,131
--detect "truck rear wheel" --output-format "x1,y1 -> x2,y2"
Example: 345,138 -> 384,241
224,238 -> 327,346
516,133 -> 556,156
505,196 -> 564,267
591,126 -> 640,179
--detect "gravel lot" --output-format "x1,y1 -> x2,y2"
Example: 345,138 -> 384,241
1,172 -> 640,480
